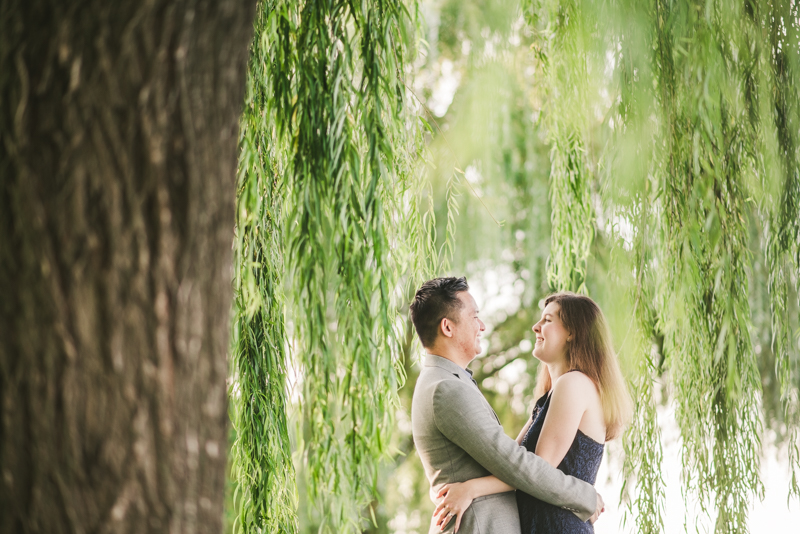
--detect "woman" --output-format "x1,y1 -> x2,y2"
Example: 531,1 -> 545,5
433,292 -> 632,533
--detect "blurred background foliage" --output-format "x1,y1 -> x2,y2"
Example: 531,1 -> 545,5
227,1 -> 800,533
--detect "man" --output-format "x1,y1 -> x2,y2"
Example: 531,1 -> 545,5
410,277 -> 603,534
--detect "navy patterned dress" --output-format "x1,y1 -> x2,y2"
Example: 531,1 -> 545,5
516,382 -> 604,534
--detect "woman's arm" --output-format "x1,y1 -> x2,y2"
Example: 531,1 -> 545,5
434,476 -> 515,532
438,412 -> 535,504
431,378 -> 598,518
442,475 -> 515,501
535,373 -> 591,467
435,413 -> 534,529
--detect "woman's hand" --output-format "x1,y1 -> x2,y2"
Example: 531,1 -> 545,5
433,482 -> 474,533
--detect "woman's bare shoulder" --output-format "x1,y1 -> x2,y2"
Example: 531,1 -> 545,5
553,370 -> 596,390
553,370 -> 605,440
552,371 -> 600,403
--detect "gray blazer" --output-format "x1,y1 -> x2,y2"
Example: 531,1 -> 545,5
411,354 -> 596,534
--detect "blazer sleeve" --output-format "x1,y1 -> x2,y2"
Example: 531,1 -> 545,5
432,378 -> 596,522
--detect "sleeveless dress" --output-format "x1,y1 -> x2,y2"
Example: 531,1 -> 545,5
516,378 -> 605,534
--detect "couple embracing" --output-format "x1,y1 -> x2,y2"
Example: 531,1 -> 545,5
410,277 -> 632,534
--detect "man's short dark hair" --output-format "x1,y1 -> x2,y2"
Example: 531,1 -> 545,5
409,277 -> 470,348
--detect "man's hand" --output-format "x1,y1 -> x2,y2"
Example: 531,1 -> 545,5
588,492 -> 605,524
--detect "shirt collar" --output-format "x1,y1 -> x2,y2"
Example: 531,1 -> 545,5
424,354 -> 477,385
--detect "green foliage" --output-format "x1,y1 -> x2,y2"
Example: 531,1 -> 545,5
285,1 -> 418,527
524,0 -> 800,532
620,188 -> 665,534
230,1 -> 800,533
762,0 -> 800,500
229,4 -> 297,533
528,0 -> 596,294
546,130 -> 594,293
649,4 -> 764,530
230,1 -> 433,532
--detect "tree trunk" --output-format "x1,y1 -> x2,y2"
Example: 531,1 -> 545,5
0,1 -> 255,532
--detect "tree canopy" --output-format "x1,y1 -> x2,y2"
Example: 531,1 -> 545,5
229,1 -> 800,533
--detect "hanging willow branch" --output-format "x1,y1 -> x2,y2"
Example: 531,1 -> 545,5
230,0 -> 800,531
622,178 -> 665,534
764,0 -> 800,499
285,0 -> 412,528
230,0 -> 431,531
230,147 -> 296,534
524,0 -> 800,532
652,3 -> 764,531
621,304 -> 665,534
612,2 -> 666,532
526,0 -> 596,294
230,4 -> 297,533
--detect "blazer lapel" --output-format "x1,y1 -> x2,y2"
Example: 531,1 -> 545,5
424,354 -> 501,425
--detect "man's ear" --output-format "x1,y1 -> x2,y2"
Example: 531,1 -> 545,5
440,317 -> 455,338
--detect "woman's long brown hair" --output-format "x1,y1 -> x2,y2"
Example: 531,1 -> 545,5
533,292 -> 633,441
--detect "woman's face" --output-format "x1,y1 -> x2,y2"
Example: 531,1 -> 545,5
532,301 -> 570,364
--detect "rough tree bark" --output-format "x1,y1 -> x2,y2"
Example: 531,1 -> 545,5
0,1 -> 255,532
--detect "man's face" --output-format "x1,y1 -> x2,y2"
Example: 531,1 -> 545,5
452,291 -> 486,358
